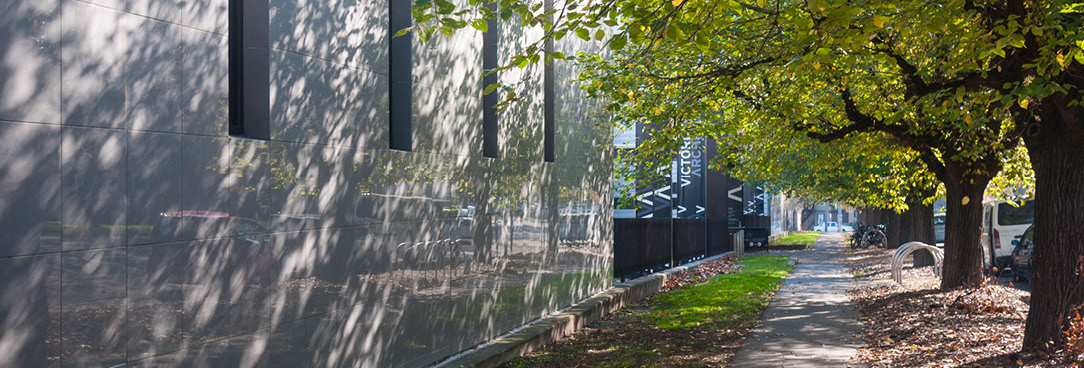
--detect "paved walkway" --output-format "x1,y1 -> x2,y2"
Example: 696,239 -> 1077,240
730,232 -> 866,367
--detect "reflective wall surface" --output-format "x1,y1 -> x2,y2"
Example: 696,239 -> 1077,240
0,0 -> 612,367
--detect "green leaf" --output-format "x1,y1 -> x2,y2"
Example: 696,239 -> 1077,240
550,51 -> 566,60
594,29 -> 606,41
695,32 -> 710,52
393,27 -> 413,38
665,24 -> 684,40
483,83 -> 499,95
510,55 -> 526,68
434,0 -> 455,14
470,19 -> 488,32
419,26 -> 434,42
628,24 -> 644,43
576,28 -> 590,41
816,47 -> 831,56
610,33 -> 627,51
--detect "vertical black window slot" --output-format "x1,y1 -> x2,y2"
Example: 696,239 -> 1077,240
228,0 -> 270,140
228,0 -> 244,136
482,2 -> 498,158
389,0 -> 413,151
542,0 -> 555,162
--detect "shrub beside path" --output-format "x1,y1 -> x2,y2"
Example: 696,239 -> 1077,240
730,232 -> 865,367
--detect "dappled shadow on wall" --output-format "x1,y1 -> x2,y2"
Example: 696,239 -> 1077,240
118,143 -> 613,367
0,3 -> 612,368
412,19 -> 482,157
268,0 -> 389,149
15,132 -> 612,367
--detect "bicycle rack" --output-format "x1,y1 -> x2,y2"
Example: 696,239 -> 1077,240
891,241 -> 944,283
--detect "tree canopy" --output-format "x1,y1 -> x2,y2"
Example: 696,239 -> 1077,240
411,0 -> 1084,350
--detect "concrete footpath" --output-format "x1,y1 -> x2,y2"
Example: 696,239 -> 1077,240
730,232 -> 866,367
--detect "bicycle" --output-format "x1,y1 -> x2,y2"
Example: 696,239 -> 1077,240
848,222 -> 866,249
860,224 -> 888,249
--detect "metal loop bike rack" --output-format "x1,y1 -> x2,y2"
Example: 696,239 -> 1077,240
891,241 -> 944,283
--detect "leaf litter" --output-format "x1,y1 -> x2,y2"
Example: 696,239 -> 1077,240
847,246 -> 1080,367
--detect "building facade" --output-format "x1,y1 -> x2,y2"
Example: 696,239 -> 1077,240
0,1 -> 612,367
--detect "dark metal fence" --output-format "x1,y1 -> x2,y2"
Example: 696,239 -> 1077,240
614,218 -> 733,281
673,219 -> 707,265
707,219 -> 731,255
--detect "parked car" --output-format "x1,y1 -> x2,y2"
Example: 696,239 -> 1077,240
813,222 -> 830,232
1010,224 -> 1035,281
934,213 -> 946,243
814,221 -> 850,232
982,199 -> 1034,267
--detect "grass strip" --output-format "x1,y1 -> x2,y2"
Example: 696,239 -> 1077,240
768,231 -> 821,246
503,255 -> 793,368
646,255 -> 793,330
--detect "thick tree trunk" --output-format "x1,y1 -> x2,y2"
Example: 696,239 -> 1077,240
1022,97 -> 1084,349
897,209 -> 913,244
898,200 -> 936,266
940,167 -> 991,290
886,210 -> 901,249
863,207 -> 882,226
909,202 -> 937,266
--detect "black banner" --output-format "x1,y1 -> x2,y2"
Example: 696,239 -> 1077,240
743,185 -> 769,216
726,177 -> 744,227
634,122 -> 671,218
674,137 -> 705,219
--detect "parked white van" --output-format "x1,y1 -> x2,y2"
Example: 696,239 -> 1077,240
982,199 -> 1034,267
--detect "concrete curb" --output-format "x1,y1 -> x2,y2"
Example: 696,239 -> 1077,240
433,252 -> 737,368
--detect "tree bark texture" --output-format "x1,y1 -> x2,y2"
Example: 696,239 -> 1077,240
886,210 -> 901,249
939,161 -> 991,290
863,207 -> 884,227
902,202 -> 936,267
895,200 -> 936,266
1022,96 -> 1084,349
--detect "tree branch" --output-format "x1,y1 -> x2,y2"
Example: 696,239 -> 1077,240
869,36 -> 1011,97
642,57 -> 777,82
917,149 -> 947,183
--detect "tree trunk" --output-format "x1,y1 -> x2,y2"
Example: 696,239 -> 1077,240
940,161 -> 991,290
1021,97 -> 1084,349
897,209 -> 913,245
902,201 -> 936,266
863,207 -> 881,226
886,210 -> 901,249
